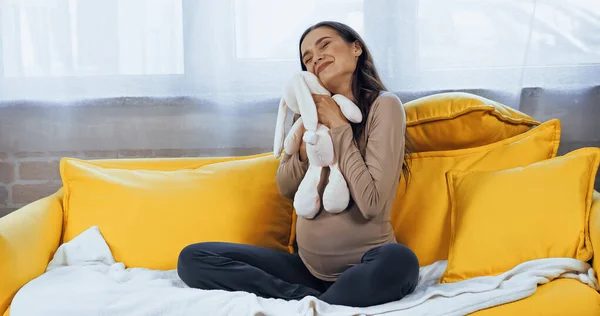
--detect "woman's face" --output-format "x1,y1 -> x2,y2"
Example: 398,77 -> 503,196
300,27 -> 362,92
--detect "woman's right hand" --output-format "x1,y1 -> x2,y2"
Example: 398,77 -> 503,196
299,140 -> 308,162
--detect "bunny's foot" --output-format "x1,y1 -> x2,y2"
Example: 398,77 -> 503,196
294,164 -> 322,219
322,163 -> 350,213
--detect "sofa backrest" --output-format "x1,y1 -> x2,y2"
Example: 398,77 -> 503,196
54,92 -> 550,268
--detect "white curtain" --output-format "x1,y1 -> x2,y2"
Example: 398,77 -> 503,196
1,0 -> 599,105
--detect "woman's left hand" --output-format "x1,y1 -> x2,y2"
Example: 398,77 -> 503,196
312,94 -> 350,129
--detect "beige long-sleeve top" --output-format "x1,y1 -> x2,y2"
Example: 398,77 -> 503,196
276,92 -> 407,281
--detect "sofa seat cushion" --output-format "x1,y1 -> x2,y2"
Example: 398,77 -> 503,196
5,278 -> 598,315
471,279 -> 600,315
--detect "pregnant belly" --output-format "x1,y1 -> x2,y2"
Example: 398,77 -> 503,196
295,208 -> 395,279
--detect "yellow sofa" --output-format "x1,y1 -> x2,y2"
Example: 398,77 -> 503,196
1,93 -> 599,315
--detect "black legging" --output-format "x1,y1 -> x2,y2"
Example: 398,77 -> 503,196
177,242 -> 419,307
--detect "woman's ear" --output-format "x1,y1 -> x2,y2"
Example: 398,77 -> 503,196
353,41 -> 363,57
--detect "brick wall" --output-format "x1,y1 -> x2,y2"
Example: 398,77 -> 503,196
0,147 -> 268,217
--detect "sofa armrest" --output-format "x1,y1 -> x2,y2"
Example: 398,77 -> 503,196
591,190 -> 600,283
0,189 -> 63,314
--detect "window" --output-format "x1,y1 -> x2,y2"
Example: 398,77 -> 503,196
416,0 -> 600,71
1,0 -> 184,78
233,0 -> 364,60
0,0 -> 598,101
527,0 -> 600,66
417,0 -> 534,70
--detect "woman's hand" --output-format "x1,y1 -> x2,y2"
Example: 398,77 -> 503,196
312,94 -> 350,129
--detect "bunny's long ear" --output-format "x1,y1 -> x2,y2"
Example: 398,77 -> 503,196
295,73 -> 319,135
273,97 -> 288,158
283,116 -> 304,155
302,71 -> 330,96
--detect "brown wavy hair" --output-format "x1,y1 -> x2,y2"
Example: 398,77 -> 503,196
299,21 -> 412,183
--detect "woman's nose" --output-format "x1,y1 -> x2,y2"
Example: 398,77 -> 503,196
313,55 -> 324,67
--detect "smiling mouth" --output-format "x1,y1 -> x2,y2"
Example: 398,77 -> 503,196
316,61 -> 332,76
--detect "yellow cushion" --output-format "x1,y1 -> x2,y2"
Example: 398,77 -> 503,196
404,92 -> 539,151
391,119 -> 561,266
471,279 -> 600,316
60,154 -> 295,270
441,147 -> 599,283
79,153 -> 268,171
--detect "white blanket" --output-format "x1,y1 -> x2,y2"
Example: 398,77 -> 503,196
10,226 -> 598,316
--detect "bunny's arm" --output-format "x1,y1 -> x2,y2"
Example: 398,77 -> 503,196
332,95 -> 362,123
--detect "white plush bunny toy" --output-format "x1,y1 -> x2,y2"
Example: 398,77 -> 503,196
273,71 -> 363,219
